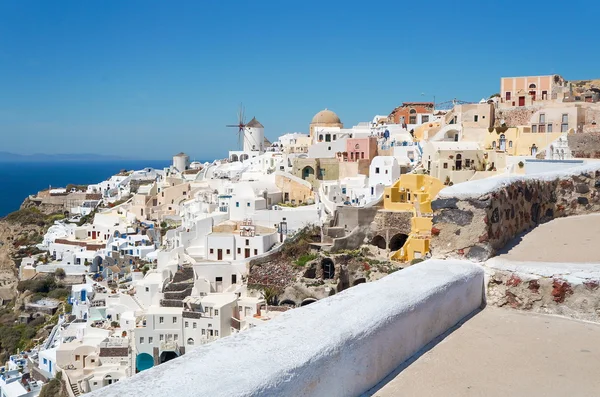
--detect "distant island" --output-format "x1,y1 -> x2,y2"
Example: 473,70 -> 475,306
0,152 -> 133,163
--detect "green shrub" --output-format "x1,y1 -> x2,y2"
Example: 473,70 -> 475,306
48,288 -> 70,300
410,258 -> 425,265
54,268 -> 66,279
295,253 -> 317,267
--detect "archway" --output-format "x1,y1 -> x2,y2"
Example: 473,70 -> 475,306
302,166 -> 315,180
240,154 -> 249,162
321,258 -> 335,279
371,235 -> 386,249
159,351 -> 178,364
389,233 -> 408,252
445,129 -> 459,142
353,278 -> 366,286
187,338 -> 194,346
136,353 -> 154,372
230,154 -> 239,162
301,298 -> 317,306
280,299 -> 297,307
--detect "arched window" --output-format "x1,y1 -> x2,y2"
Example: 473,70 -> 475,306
529,83 -> 536,89
354,144 -> 360,150
409,109 -> 417,124
318,134 -> 323,141
187,338 -> 194,345
499,134 -> 506,151
492,141 -> 496,149
509,140 -> 513,148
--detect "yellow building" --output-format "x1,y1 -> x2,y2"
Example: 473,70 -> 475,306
483,126 -> 563,157
383,174 -> 444,263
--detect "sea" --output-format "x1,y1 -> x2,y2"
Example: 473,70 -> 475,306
0,160 -> 170,217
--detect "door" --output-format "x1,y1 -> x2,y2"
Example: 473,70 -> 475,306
518,96 -> 525,106
217,249 -> 222,260
245,248 -> 250,258
529,91 -> 536,101
91,231 -> 97,239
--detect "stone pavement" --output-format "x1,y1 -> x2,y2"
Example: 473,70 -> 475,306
367,307 -> 600,397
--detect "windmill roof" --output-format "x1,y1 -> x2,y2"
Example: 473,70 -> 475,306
247,117 -> 264,128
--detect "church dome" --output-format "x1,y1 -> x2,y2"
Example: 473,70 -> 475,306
311,109 -> 341,125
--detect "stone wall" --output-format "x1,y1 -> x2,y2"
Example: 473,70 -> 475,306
567,133 -> 600,158
87,260 -> 484,397
430,165 -> 600,261
369,210 -> 413,243
495,106 -> 540,127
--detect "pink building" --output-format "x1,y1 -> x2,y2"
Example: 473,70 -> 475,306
500,74 -> 569,106
340,137 -> 378,162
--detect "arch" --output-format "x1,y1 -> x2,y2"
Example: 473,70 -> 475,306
455,154 -> 462,170
321,258 -> 335,279
318,134 -> 323,141
280,299 -> 296,307
229,154 -> 239,162
136,353 -> 154,372
389,233 -> 408,252
444,129 -> 459,142
302,166 -> 315,180
159,351 -> 178,364
240,154 -> 249,162
300,298 -> 317,306
531,144 -> 538,156
528,83 -> 537,89
353,278 -> 367,286
187,338 -> 194,345
409,109 -> 417,114
371,235 -> 386,249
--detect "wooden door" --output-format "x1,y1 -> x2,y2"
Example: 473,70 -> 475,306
518,96 -> 525,106
217,249 -> 222,260
245,248 -> 250,258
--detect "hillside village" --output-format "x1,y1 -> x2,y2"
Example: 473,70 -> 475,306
2,73 -> 600,396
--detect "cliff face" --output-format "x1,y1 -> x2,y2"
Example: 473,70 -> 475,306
0,220 -> 45,293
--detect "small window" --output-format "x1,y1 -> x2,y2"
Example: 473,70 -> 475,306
474,115 -> 479,122
509,141 -> 513,148
209,248 -> 214,254
385,169 -> 388,174
375,167 -> 380,174
547,124 -> 553,133
215,309 -> 219,316
193,323 -> 197,329
75,355 -> 81,361
539,113 -> 545,123
145,287 -> 149,292
562,114 -> 568,123
226,249 -> 230,255
174,334 -> 178,341
247,202 -> 250,207
201,329 -> 205,335
237,247 -> 241,254
148,337 -> 153,343
159,317 -> 164,323
246,239 -> 249,246
443,163 -> 448,169
422,115 -> 429,123
254,249 -> 258,255
236,202 -> 240,207
465,159 -> 471,168
140,337 -> 144,344
532,125 -> 537,133
506,92 -> 511,100
172,317 -> 177,323
185,321 -> 189,328
215,330 -> 219,337
160,334 -> 164,341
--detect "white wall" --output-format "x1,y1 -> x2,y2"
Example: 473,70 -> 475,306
90,260 -> 484,397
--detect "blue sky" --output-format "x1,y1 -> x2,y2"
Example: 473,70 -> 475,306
1,0 -> 598,160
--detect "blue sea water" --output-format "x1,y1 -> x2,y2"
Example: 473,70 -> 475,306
0,160 -> 170,217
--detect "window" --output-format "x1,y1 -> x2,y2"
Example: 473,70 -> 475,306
542,90 -> 548,100
385,169 -> 388,174
465,159 -> 471,168
422,115 -> 429,123
235,202 -> 239,207
532,125 -> 537,133
474,115 -> 479,122
562,114 -> 568,123
185,321 -> 189,328
140,337 -> 144,344
145,287 -> 149,292
215,330 -> 219,337
361,152 -> 365,159
443,163 -> 448,169
226,249 -> 230,255
159,317 -> 164,323
492,141 -> 496,149
209,248 -> 214,254
254,249 -> 258,255
193,322 -> 197,329
506,92 -> 511,101
548,124 -> 553,133
237,247 -> 241,254
173,317 -> 177,323
160,334 -> 164,341
509,141 -> 513,148
539,113 -> 545,123
246,239 -> 249,246
174,334 -> 178,341
318,134 -> 323,141
247,202 -> 250,207
325,134 -> 331,142
215,309 -> 219,316
76,355 -> 81,361
333,134 -> 337,140
529,83 -> 536,89
201,329 -> 205,335
149,337 -> 153,343
375,167 -> 380,174
561,123 -> 568,132
539,124 -> 546,133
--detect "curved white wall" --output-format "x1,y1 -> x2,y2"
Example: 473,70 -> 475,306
90,260 -> 484,397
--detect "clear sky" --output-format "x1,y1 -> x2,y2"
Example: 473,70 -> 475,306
1,0 -> 598,160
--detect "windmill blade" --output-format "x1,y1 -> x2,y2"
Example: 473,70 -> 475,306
225,124 -> 239,127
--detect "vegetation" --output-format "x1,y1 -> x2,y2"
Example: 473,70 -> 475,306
410,258 -> 425,265
54,268 -> 66,279
489,93 -> 500,98
294,253 -> 317,267
17,276 -> 60,294
261,286 -> 280,305
39,371 -> 67,397
280,226 -> 320,260
4,208 -> 66,227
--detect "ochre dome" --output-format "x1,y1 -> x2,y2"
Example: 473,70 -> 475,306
311,108 -> 341,125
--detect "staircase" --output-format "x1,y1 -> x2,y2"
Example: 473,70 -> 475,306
131,294 -> 144,310
70,382 -> 81,396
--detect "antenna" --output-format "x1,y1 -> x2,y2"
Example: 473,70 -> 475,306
226,103 -> 246,150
